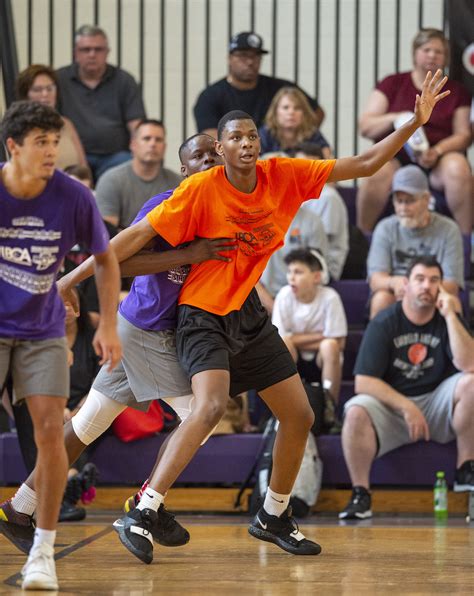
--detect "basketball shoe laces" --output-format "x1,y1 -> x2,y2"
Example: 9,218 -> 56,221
277,507 -> 301,537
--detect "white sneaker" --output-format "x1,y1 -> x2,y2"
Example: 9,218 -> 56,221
21,542 -> 58,591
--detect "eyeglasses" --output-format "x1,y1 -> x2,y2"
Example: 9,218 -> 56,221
77,46 -> 108,54
29,84 -> 56,94
392,195 -> 419,206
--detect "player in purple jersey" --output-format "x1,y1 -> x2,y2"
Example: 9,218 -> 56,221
0,133 -> 235,557
0,101 -> 121,591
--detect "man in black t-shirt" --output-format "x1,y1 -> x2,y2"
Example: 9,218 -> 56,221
339,256 -> 474,520
193,32 -> 324,139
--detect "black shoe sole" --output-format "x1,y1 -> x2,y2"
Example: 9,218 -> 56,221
156,531 -> 190,547
248,525 -> 322,555
0,520 -> 33,554
117,525 -> 153,564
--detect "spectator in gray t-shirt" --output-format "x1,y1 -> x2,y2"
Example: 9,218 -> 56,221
368,165 -> 464,319
257,206 -> 328,313
95,119 -> 181,229
56,25 -> 146,180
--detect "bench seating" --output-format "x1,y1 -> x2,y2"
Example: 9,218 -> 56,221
0,431 -> 457,488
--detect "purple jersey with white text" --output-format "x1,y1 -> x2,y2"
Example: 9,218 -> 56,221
0,166 -> 109,340
119,190 -> 188,331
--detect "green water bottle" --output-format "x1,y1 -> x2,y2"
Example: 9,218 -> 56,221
433,471 -> 448,519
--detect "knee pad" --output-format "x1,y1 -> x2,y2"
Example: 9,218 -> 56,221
161,393 -> 216,445
71,388 -> 126,445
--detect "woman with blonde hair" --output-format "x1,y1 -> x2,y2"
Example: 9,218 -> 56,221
16,64 -> 87,170
259,86 -> 332,158
357,28 -> 472,233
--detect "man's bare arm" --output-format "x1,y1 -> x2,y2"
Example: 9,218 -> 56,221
328,70 -> 449,183
356,374 -> 429,441
89,246 -> 122,371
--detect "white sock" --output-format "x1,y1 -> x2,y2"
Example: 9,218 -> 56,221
263,488 -> 290,518
137,487 -> 164,513
11,484 -> 37,516
32,528 -> 56,551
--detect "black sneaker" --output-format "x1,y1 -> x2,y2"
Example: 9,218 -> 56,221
115,508 -> 157,564
453,460 -> 474,492
0,499 -> 35,554
64,474 -> 82,507
114,504 -> 190,547
78,463 -> 99,496
58,501 -> 86,522
248,506 -> 322,555
153,504 -> 190,547
338,486 -> 372,520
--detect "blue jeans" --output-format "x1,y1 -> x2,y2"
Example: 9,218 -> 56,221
86,150 -> 132,182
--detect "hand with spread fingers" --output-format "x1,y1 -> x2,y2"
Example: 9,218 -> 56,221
413,69 -> 450,127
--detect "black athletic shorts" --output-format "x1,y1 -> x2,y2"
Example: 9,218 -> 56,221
176,288 -> 297,397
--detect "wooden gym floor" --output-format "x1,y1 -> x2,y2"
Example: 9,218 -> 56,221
1,487 -> 473,594
1,509 -> 473,593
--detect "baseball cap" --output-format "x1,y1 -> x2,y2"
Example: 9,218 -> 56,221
229,32 -> 269,54
392,165 -> 429,195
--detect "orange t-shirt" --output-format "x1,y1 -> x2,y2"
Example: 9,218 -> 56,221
147,157 -> 335,315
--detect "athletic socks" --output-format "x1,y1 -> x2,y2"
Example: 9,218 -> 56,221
263,488 -> 290,518
12,484 -> 37,516
136,487 -> 164,513
136,479 -> 150,503
32,528 -> 56,551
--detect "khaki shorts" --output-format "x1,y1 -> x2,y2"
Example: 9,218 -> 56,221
0,336 -> 69,403
344,372 -> 462,457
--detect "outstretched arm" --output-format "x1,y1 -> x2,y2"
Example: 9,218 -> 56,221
328,70 -> 450,183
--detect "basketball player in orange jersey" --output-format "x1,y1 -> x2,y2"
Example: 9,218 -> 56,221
74,70 -> 450,563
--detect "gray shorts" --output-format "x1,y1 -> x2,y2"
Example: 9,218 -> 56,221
0,336 -> 69,403
343,372 -> 463,457
92,314 -> 191,412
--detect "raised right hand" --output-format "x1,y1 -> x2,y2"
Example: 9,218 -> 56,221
401,400 -> 430,442
187,237 -> 237,263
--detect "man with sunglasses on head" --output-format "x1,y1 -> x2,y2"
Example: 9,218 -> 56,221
56,25 -> 146,181
367,165 -> 464,319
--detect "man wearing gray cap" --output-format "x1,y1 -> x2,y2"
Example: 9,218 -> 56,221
368,164 -> 464,319
193,31 -> 324,139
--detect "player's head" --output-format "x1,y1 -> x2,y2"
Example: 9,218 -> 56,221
1,100 -> 63,179
178,133 -> 223,177
404,255 -> 443,310
216,111 -> 260,171
284,248 -> 325,300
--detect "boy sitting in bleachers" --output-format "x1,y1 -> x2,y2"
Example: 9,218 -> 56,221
272,248 -> 347,415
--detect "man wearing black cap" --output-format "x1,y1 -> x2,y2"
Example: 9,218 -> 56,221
193,31 -> 324,138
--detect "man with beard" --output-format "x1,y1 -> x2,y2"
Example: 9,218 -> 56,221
367,165 -> 464,319
339,256 -> 474,520
0,101 -> 121,590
